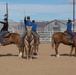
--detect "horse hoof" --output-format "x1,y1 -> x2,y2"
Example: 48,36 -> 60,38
56,54 -> 60,57
18,52 -> 22,58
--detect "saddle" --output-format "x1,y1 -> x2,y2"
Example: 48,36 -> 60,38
64,31 -> 74,44
63,31 -> 70,38
1,32 -> 11,46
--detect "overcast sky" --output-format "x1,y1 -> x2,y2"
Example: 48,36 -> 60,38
0,0 -> 76,22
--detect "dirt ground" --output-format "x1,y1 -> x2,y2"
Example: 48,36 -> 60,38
0,44 -> 76,75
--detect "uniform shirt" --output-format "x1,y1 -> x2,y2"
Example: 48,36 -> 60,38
0,21 -> 8,31
67,22 -> 72,30
32,23 -> 37,32
24,20 -> 32,30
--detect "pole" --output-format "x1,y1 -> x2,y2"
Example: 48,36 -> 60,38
73,0 -> 75,32
6,3 -> 8,21
4,3 -> 8,21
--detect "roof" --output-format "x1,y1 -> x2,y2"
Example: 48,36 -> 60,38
36,21 -> 50,31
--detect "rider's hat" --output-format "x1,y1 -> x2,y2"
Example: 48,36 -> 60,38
68,18 -> 72,23
27,16 -> 30,19
4,18 -> 7,21
32,20 -> 35,23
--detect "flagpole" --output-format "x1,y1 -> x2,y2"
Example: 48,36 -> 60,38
4,3 -> 8,21
73,0 -> 75,32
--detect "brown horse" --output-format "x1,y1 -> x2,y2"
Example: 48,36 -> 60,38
33,34 -> 40,55
33,44 -> 39,55
1,32 -> 22,57
51,32 -> 76,57
24,26 -> 34,60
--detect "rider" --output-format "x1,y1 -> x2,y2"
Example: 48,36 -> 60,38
66,19 -> 76,43
21,16 -> 39,45
32,20 -> 40,44
0,18 -> 8,45
21,16 -> 32,45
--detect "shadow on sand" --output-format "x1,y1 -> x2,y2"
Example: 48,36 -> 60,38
50,53 -> 76,57
0,53 -> 18,57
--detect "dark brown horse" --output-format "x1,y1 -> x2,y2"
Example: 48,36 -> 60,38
33,34 -> 40,55
33,44 -> 39,55
24,26 -> 34,60
1,32 -> 22,57
51,32 -> 76,57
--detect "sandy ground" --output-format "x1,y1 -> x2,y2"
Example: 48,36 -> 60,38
0,44 -> 76,75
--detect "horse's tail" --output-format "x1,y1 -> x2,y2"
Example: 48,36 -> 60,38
51,34 -> 55,49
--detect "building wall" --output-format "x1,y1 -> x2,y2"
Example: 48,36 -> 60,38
44,20 -> 67,33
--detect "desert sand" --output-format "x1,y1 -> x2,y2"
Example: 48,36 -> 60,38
0,44 -> 76,75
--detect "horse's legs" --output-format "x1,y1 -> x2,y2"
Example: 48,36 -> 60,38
75,46 -> 76,56
36,45 -> 39,55
33,45 -> 36,53
25,46 -> 29,60
30,46 -> 34,60
33,45 -> 37,55
21,45 -> 25,58
17,44 -> 22,57
70,46 -> 74,56
33,45 -> 39,55
55,43 -> 59,57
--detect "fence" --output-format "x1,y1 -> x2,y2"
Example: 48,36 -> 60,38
38,31 -> 52,44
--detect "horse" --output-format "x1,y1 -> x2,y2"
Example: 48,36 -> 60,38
24,26 -> 35,60
1,32 -> 22,57
51,32 -> 76,57
33,34 -> 40,55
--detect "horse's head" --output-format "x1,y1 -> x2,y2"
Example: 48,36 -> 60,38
26,26 -> 32,31
26,26 -> 33,37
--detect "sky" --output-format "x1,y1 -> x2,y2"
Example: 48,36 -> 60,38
0,0 -> 76,22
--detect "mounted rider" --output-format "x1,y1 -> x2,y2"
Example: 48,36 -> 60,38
0,18 -> 8,45
21,16 -> 39,45
66,19 -> 76,43
32,20 -> 40,45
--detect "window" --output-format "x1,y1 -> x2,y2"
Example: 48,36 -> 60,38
55,21 -> 57,25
